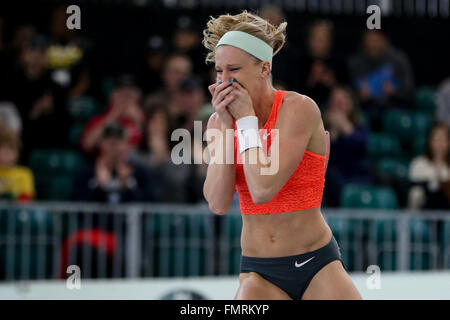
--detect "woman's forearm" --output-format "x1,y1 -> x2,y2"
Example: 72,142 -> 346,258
203,127 -> 236,214
203,163 -> 236,214
241,147 -> 279,204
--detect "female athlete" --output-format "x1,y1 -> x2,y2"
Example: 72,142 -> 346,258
202,10 -> 361,300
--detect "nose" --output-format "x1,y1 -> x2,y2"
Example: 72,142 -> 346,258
220,70 -> 233,83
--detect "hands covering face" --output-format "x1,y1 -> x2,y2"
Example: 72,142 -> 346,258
208,78 -> 255,128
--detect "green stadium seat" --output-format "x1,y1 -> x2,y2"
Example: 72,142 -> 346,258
326,216 -> 353,269
368,133 -> 402,159
374,218 -> 433,271
375,219 -> 397,241
67,96 -> 103,122
37,175 -> 75,200
340,184 -> 398,209
412,135 -> 427,157
184,214 -> 211,276
0,208 -> 55,280
327,216 -> 353,240
374,219 -> 397,271
410,218 -> 431,243
382,109 -> 414,143
29,149 -> 84,175
442,221 -> 450,269
150,213 -> 183,277
147,213 -> 212,277
376,158 -> 410,180
29,150 -> 84,200
415,86 -> 437,113
101,77 -> 116,100
69,123 -> 85,147
409,218 -> 432,270
360,111 -> 371,132
326,216 -> 368,271
382,109 -> 432,144
223,214 -> 242,275
412,112 -> 433,137
2,208 -> 55,234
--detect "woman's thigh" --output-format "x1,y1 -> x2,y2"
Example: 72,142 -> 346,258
302,260 -> 362,300
234,272 -> 292,300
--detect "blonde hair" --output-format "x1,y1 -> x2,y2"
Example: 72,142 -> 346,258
202,10 -> 287,65
0,122 -> 21,151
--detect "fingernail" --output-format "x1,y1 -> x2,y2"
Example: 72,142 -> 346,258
232,78 -> 236,82
234,93 -> 237,97
232,84 -> 235,88
218,80 -> 222,84
228,79 -> 232,83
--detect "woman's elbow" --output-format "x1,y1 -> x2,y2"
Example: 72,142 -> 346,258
203,185 -> 233,214
208,202 -> 229,215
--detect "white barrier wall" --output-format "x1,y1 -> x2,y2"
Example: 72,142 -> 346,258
0,272 -> 449,300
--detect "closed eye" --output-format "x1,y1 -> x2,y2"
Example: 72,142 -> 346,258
215,67 -> 241,73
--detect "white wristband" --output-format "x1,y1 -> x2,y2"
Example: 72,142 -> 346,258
236,116 -> 262,154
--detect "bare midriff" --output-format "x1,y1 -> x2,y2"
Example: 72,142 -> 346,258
241,207 -> 332,258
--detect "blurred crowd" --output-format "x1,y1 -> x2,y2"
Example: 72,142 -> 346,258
0,5 -> 448,210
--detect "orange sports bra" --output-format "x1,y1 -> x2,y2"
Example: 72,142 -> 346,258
234,90 -> 327,215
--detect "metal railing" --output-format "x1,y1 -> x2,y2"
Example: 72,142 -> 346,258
0,202 -> 449,281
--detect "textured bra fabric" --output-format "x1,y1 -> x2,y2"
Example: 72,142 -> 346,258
234,90 -> 326,215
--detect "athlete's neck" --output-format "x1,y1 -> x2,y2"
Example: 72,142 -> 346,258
251,84 -> 277,129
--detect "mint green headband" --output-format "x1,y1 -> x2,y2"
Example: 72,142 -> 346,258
216,31 -> 273,69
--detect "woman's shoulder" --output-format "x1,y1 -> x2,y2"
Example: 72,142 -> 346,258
280,91 -> 322,123
282,91 -> 320,112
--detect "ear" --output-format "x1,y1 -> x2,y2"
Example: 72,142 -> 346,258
261,61 -> 271,77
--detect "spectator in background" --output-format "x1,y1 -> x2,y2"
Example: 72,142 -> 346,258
47,5 -> 92,98
137,35 -> 169,95
408,122 -> 450,210
146,53 -> 192,103
168,75 -> 205,133
10,24 -> 37,58
436,77 -> 450,127
172,16 -> 209,83
323,86 -> 371,207
259,4 -> 296,90
0,101 -> 22,135
9,34 -> 69,164
81,74 -> 145,155
0,124 -> 35,202
130,102 -> 204,203
296,20 -> 345,109
0,16 -> 8,97
0,23 -> 37,98
349,29 -> 414,130
73,124 -> 155,203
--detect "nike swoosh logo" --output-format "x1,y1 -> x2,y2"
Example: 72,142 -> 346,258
263,132 -> 271,140
295,256 -> 315,268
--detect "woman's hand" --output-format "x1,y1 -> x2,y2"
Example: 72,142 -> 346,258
149,134 -> 170,165
208,80 -> 236,129
325,110 -> 354,137
95,160 -> 112,188
116,162 -> 134,188
226,81 -> 255,120
359,82 -> 371,101
29,93 -> 54,120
